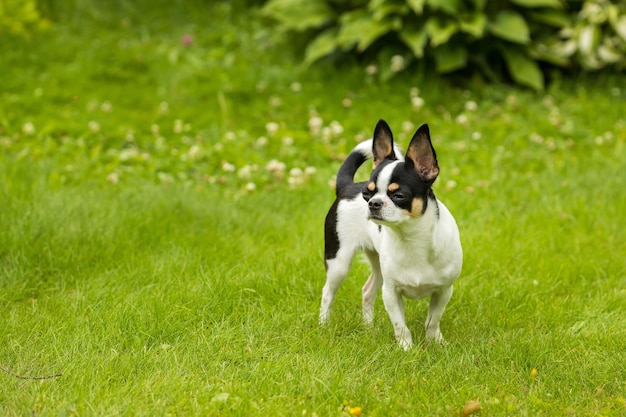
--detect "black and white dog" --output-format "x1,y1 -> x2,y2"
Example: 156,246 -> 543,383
320,119 -> 462,350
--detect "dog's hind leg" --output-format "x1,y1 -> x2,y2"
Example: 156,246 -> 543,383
362,250 -> 383,325
319,247 -> 356,325
425,285 -> 453,344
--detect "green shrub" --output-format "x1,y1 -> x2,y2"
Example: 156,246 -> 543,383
262,0 -> 626,90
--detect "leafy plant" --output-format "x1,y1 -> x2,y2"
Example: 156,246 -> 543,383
262,0 -> 626,90
533,0 -> 626,69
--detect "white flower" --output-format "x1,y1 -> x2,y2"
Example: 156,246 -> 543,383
238,165 -> 253,179
390,55 -> 405,72
321,127 -> 332,141
158,101 -> 169,114
455,114 -> 468,125
269,96 -> 282,107
342,98 -> 352,108
289,167 -> 303,177
411,96 -> 425,109
245,182 -> 256,191
22,122 -> 35,135
151,124 -> 160,135
282,136 -> 294,146
530,133 -> 544,144
365,64 -> 378,75
402,121 -> 415,134
266,159 -> 286,173
256,136 -> 268,146
464,101 -> 477,112
222,161 -> 236,172
290,82 -> 302,92
256,81 -> 267,92
308,116 -> 323,135
88,121 -> 101,133
330,121 -> 344,136
174,119 -> 184,134
471,131 -> 482,140
158,172 -> 174,184
266,122 -> 279,136
106,172 -> 119,184
100,101 -> 113,112
119,147 -> 138,161
188,145 -> 201,158
304,166 -> 317,175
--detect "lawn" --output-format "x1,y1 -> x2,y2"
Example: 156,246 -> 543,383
1,1 -> 625,416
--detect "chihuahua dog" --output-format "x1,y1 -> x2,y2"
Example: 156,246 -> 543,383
320,119 -> 462,350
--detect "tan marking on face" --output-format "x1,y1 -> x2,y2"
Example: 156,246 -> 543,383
409,197 -> 424,217
388,183 -> 400,192
367,182 -> 376,192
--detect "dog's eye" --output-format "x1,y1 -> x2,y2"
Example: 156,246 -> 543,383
392,193 -> 407,201
362,190 -> 372,201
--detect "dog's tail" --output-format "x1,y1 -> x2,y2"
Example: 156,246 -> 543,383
335,140 -> 373,196
335,139 -> 404,196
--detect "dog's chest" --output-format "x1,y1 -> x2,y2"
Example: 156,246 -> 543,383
379,237 -> 457,299
382,259 -> 445,298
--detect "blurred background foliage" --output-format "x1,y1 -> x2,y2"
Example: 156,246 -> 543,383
261,0 -> 626,90
2,0 -> 624,90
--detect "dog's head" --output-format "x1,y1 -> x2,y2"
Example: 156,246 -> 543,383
361,119 -> 439,224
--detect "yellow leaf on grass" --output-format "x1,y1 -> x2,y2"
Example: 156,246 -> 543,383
462,399 -> 482,416
348,406 -> 362,416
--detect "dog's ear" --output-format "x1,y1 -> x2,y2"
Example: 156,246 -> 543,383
372,119 -> 397,168
406,123 -> 439,184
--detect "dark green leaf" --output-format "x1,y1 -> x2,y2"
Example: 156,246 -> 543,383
370,2 -> 409,21
434,43 -> 468,73
487,11 -> 530,44
510,0 -> 563,9
502,47 -> 545,90
458,13 -> 487,38
304,28 -> 339,64
407,0 -> 426,15
425,16 -> 458,47
262,0 -> 334,31
400,24 -> 428,57
338,10 -> 400,51
527,10 -> 570,27
428,0 -> 464,15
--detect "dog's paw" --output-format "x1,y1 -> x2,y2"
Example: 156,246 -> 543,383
398,338 -> 413,351
362,312 -> 375,326
425,329 -> 446,345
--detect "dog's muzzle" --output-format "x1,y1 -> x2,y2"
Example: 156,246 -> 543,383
368,198 -> 384,219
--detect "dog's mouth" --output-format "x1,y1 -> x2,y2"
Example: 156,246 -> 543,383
368,213 -> 386,222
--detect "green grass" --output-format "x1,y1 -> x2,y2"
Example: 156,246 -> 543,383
1,1 -> 626,415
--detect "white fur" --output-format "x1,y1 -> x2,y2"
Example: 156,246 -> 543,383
377,199 -> 462,349
320,140 -> 462,351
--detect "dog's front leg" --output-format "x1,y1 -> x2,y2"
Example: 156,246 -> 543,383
425,285 -> 453,344
382,284 -> 412,350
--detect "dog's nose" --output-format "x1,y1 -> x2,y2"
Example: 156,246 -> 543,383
368,199 -> 383,211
